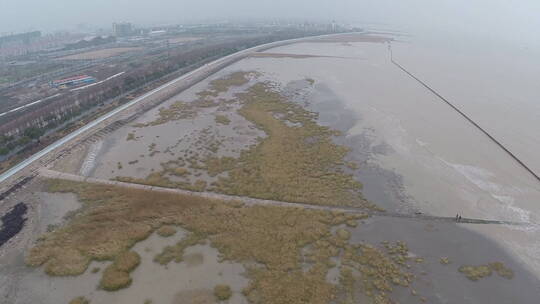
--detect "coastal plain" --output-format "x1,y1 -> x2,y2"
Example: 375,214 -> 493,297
1,33 -> 539,304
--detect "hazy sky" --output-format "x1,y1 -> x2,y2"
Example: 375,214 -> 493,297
2,0 -> 539,44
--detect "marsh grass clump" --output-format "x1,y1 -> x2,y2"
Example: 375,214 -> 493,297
458,265 -> 492,281
205,157 -> 237,177
171,167 -> 190,177
156,225 -> 177,237
345,162 -> 359,170
27,180 -> 412,303
114,251 -> 140,272
337,243 -> 414,301
489,262 -> 514,279
100,251 -> 140,291
122,79 -> 376,210
215,114 -> 231,125
204,82 -> 375,209
142,101 -> 198,127
345,220 -> 358,227
201,71 -> 251,97
459,262 -> 514,281
214,284 -> 232,301
336,228 -> 351,240
69,296 -> 89,304
154,233 -> 205,265
137,72 -> 253,128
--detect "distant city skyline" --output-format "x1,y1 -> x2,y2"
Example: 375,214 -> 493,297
2,0 -> 540,47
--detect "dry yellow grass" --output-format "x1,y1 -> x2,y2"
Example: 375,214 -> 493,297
142,101 -> 198,127
459,262 -> 514,281
214,284 -> 232,301
100,251 -> 140,291
69,296 -> 89,304
27,179 -> 414,303
154,233 -> 205,265
137,71 -> 253,127
440,257 -> 451,265
489,262 -> 514,279
458,265 -> 492,281
156,225 -> 177,237
197,71 -> 252,98
204,82 -> 375,208
127,79 -> 376,209
214,114 -> 231,125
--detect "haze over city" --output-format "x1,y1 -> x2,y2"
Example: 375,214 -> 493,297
2,0 -> 540,45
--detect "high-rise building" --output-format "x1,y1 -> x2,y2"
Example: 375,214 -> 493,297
112,23 -> 133,37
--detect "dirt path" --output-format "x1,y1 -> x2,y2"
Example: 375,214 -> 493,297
39,169 -> 530,226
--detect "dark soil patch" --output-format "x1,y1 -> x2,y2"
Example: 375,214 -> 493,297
0,202 -> 27,247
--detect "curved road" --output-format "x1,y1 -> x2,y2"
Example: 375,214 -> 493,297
0,33 -> 349,185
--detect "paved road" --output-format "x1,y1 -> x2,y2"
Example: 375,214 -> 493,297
0,93 -> 61,118
0,33 -> 348,185
39,168 -> 531,226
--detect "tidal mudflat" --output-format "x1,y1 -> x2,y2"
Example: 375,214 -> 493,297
2,33 -> 539,303
227,38 -> 540,279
